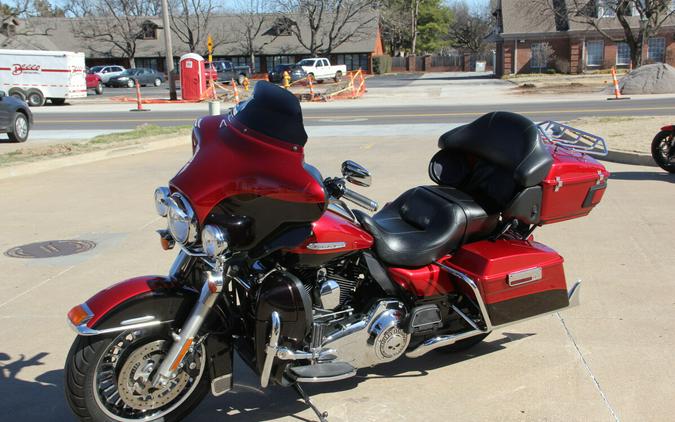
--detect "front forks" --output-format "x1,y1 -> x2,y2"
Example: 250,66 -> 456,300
152,267 -> 224,386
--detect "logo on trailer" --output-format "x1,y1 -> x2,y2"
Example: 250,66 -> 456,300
12,64 -> 41,75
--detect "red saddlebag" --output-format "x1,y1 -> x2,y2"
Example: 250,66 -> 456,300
443,239 -> 569,326
539,146 -> 609,224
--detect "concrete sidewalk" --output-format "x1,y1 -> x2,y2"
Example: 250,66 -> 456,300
0,135 -> 674,421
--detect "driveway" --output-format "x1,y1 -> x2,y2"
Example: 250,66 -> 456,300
0,134 -> 674,421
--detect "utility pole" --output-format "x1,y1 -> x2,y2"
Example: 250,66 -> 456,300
161,0 -> 177,100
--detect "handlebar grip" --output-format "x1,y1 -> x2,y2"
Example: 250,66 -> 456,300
342,188 -> 378,212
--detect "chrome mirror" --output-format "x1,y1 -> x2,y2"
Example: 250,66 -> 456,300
341,160 -> 371,187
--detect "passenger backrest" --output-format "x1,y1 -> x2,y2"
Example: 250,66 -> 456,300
429,112 -> 553,221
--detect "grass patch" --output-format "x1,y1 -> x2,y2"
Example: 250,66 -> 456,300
0,124 -> 191,167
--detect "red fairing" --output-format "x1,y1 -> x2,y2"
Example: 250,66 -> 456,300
387,265 -> 455,296
170,116 -> 326,224
84,276 -> 175,327
540,145 -> 610,224
442,239 -> 565,305
661,125 -> 674,132
286,210 -> 373,255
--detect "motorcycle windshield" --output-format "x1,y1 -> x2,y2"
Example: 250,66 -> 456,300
170,82 -> 326,248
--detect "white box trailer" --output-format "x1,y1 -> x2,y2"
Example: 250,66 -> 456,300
0,49 -> 87,106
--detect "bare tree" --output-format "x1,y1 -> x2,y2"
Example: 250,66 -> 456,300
410,0 -> 422,54
448,1 -> 492,54
1,0 -> 61,47
531,41 -> 556,72
534,0 -> 675,68
235,0 -> 277,72
277,0 -> 377,56
380,0 -> 409,55
65,0 -> 161,68
169,0 -> 225,54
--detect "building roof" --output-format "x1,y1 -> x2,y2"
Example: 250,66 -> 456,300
0,13 -> 380,58
495,0 -> 675,38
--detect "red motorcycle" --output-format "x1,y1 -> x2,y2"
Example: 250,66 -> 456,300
64,82 -> 609,422
652,125 -> 675,173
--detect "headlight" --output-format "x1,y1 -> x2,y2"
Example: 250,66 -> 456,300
154,187 -> 170,217
167,192 -> 198,245
201,225 -> 229,257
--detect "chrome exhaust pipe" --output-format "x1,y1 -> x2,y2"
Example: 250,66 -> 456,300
406,329 -> 486,358
567,280 -> 581,308
260,311 -> 281,388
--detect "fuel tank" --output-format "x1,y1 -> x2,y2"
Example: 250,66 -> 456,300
284,209 -> 374,267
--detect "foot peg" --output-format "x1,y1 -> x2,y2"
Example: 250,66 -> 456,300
288,362 -> 356,383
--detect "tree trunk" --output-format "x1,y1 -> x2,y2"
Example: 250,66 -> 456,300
250,51 -> 256,73
129,56 -> 136,68
411,0 -> 419,54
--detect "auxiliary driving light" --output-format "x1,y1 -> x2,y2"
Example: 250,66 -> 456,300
201,225 -> 229,257
154,187 -> 171,217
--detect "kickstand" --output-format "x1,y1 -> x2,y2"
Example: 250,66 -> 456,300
293,383 -> 328,422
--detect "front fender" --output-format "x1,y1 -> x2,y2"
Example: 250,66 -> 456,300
68,276 -> 198,335
661,125 -> 674,132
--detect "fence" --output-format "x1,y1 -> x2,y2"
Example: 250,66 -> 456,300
388,53 -> 494,73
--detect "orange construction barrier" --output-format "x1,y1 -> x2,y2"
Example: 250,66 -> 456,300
231,79 -> 240,104
608,67 -> 629,100
308,76 -> 315,100
130,79 -> 149,111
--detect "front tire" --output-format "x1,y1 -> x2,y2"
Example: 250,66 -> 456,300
7,112 -> 29,143
65,330 -> 209,422
95,82 -> 104,95
334,71 -> 343,82
154,78 -> 162,87
127,79 -> 135,88
651,130 -> 675,173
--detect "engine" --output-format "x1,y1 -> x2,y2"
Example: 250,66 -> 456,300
295,266 -> 363,312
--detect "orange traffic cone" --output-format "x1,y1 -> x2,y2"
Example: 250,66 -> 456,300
608,67 -> 629,100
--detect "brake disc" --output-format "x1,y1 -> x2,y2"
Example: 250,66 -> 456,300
116,340 -> 190,411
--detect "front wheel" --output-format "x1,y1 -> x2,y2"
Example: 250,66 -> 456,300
334,71 -> 343,82
651,130 -> 675,173
95,82 -> 104,95
127,79 -> 135,88
65,329 -> 209,422
154,78 -> 162,87
7,112 -> 29,143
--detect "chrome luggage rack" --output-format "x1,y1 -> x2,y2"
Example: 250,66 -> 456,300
537,120 -> 608,157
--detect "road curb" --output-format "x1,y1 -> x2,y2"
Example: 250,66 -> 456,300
601,149 -> 656,167
0,136 -> 189,180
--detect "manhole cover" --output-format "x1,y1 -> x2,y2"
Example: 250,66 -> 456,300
4,240 -> 96,259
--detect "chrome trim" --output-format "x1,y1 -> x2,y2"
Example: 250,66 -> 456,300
232,276 -> 252,291
508,267 -> 543,287
211,374 -> 233,397
567,280 -> 581,308
201,225 -> 229,257
69,319 -> 167,336
294,369 -> 357,383
276,347 -> 336,361
154,187 -> 171,217
341,160 -> 372,187
260,311 -> 281,388
169,250 -> 194,280
433,261 -> 493,330
317,279 -> 341,310
327,199 -> 356,222
406,329 -> 485,358
120,315 -> 156,326
167,192 -> 199,245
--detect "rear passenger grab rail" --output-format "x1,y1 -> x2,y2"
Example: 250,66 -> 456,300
537,121 -> 608,157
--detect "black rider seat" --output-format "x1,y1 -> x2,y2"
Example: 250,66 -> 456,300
353,186 -> 498,268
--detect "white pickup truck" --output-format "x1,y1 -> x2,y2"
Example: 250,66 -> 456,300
297,58 -> 347,82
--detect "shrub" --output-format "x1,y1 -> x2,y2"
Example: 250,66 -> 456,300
372,55 -> 392,74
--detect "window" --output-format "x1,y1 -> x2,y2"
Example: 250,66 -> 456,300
597,0 -> 616,17
268,55 -> 295,70
648,37 -> 666,62
586,40 -> 604,67
335,54 -> 370,71
616,42 -> 630,66
530,43 -> 549,70
141,22 -> 157,40
135,58 -> 160,70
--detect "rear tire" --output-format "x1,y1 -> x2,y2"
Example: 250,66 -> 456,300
8,88 -> 26,101
334,71 -> 343,82
65,330 -> 209,422
26,89 -> 46,107
95,82 -> 104,95
51,98 -> 66,105
651,130 -> 675,173
7,112 -> 29,143
127,79 -> 135,88
154,78 -> 162,87
237,74 -> 245,85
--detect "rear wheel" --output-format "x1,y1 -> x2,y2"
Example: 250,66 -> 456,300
26,89 -> 45,107
65,329 -> 209,422
237,74 -> 245,85
7,112 -> 29,143
334,71 -> 343,82
8,88 -> 26,101
651,130 -> 675,173
95,82 -> 104,95
154,78 -> 162,87
127,79 -> 135,88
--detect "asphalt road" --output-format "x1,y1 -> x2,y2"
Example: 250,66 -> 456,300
31,97 -> 675,131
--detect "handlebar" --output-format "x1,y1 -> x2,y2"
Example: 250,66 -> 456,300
342,187 -> 378,212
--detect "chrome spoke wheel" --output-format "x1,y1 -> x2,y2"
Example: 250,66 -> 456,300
93,330 -> 205,421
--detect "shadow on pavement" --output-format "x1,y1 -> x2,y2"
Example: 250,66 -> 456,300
0,352 -> 72,421
413,74 -> 496,82
188,332 -> 532,422
610,171 -> 675,183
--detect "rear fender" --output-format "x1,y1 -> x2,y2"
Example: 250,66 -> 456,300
660,125 -> 674,132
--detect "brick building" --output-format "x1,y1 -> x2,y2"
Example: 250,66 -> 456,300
492,0 -> 675,76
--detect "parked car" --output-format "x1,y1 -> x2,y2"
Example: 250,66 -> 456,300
268,64 -> 308,84
297,57 -> 347,82
85,68 -> 104,95
108,68 -> 164,88
90,65 -> 126,86
205,60 -> 250,84
0,89 -> 32,143
202,63 -> 218,82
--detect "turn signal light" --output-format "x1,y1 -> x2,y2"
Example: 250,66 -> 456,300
68,304 -> 92,326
